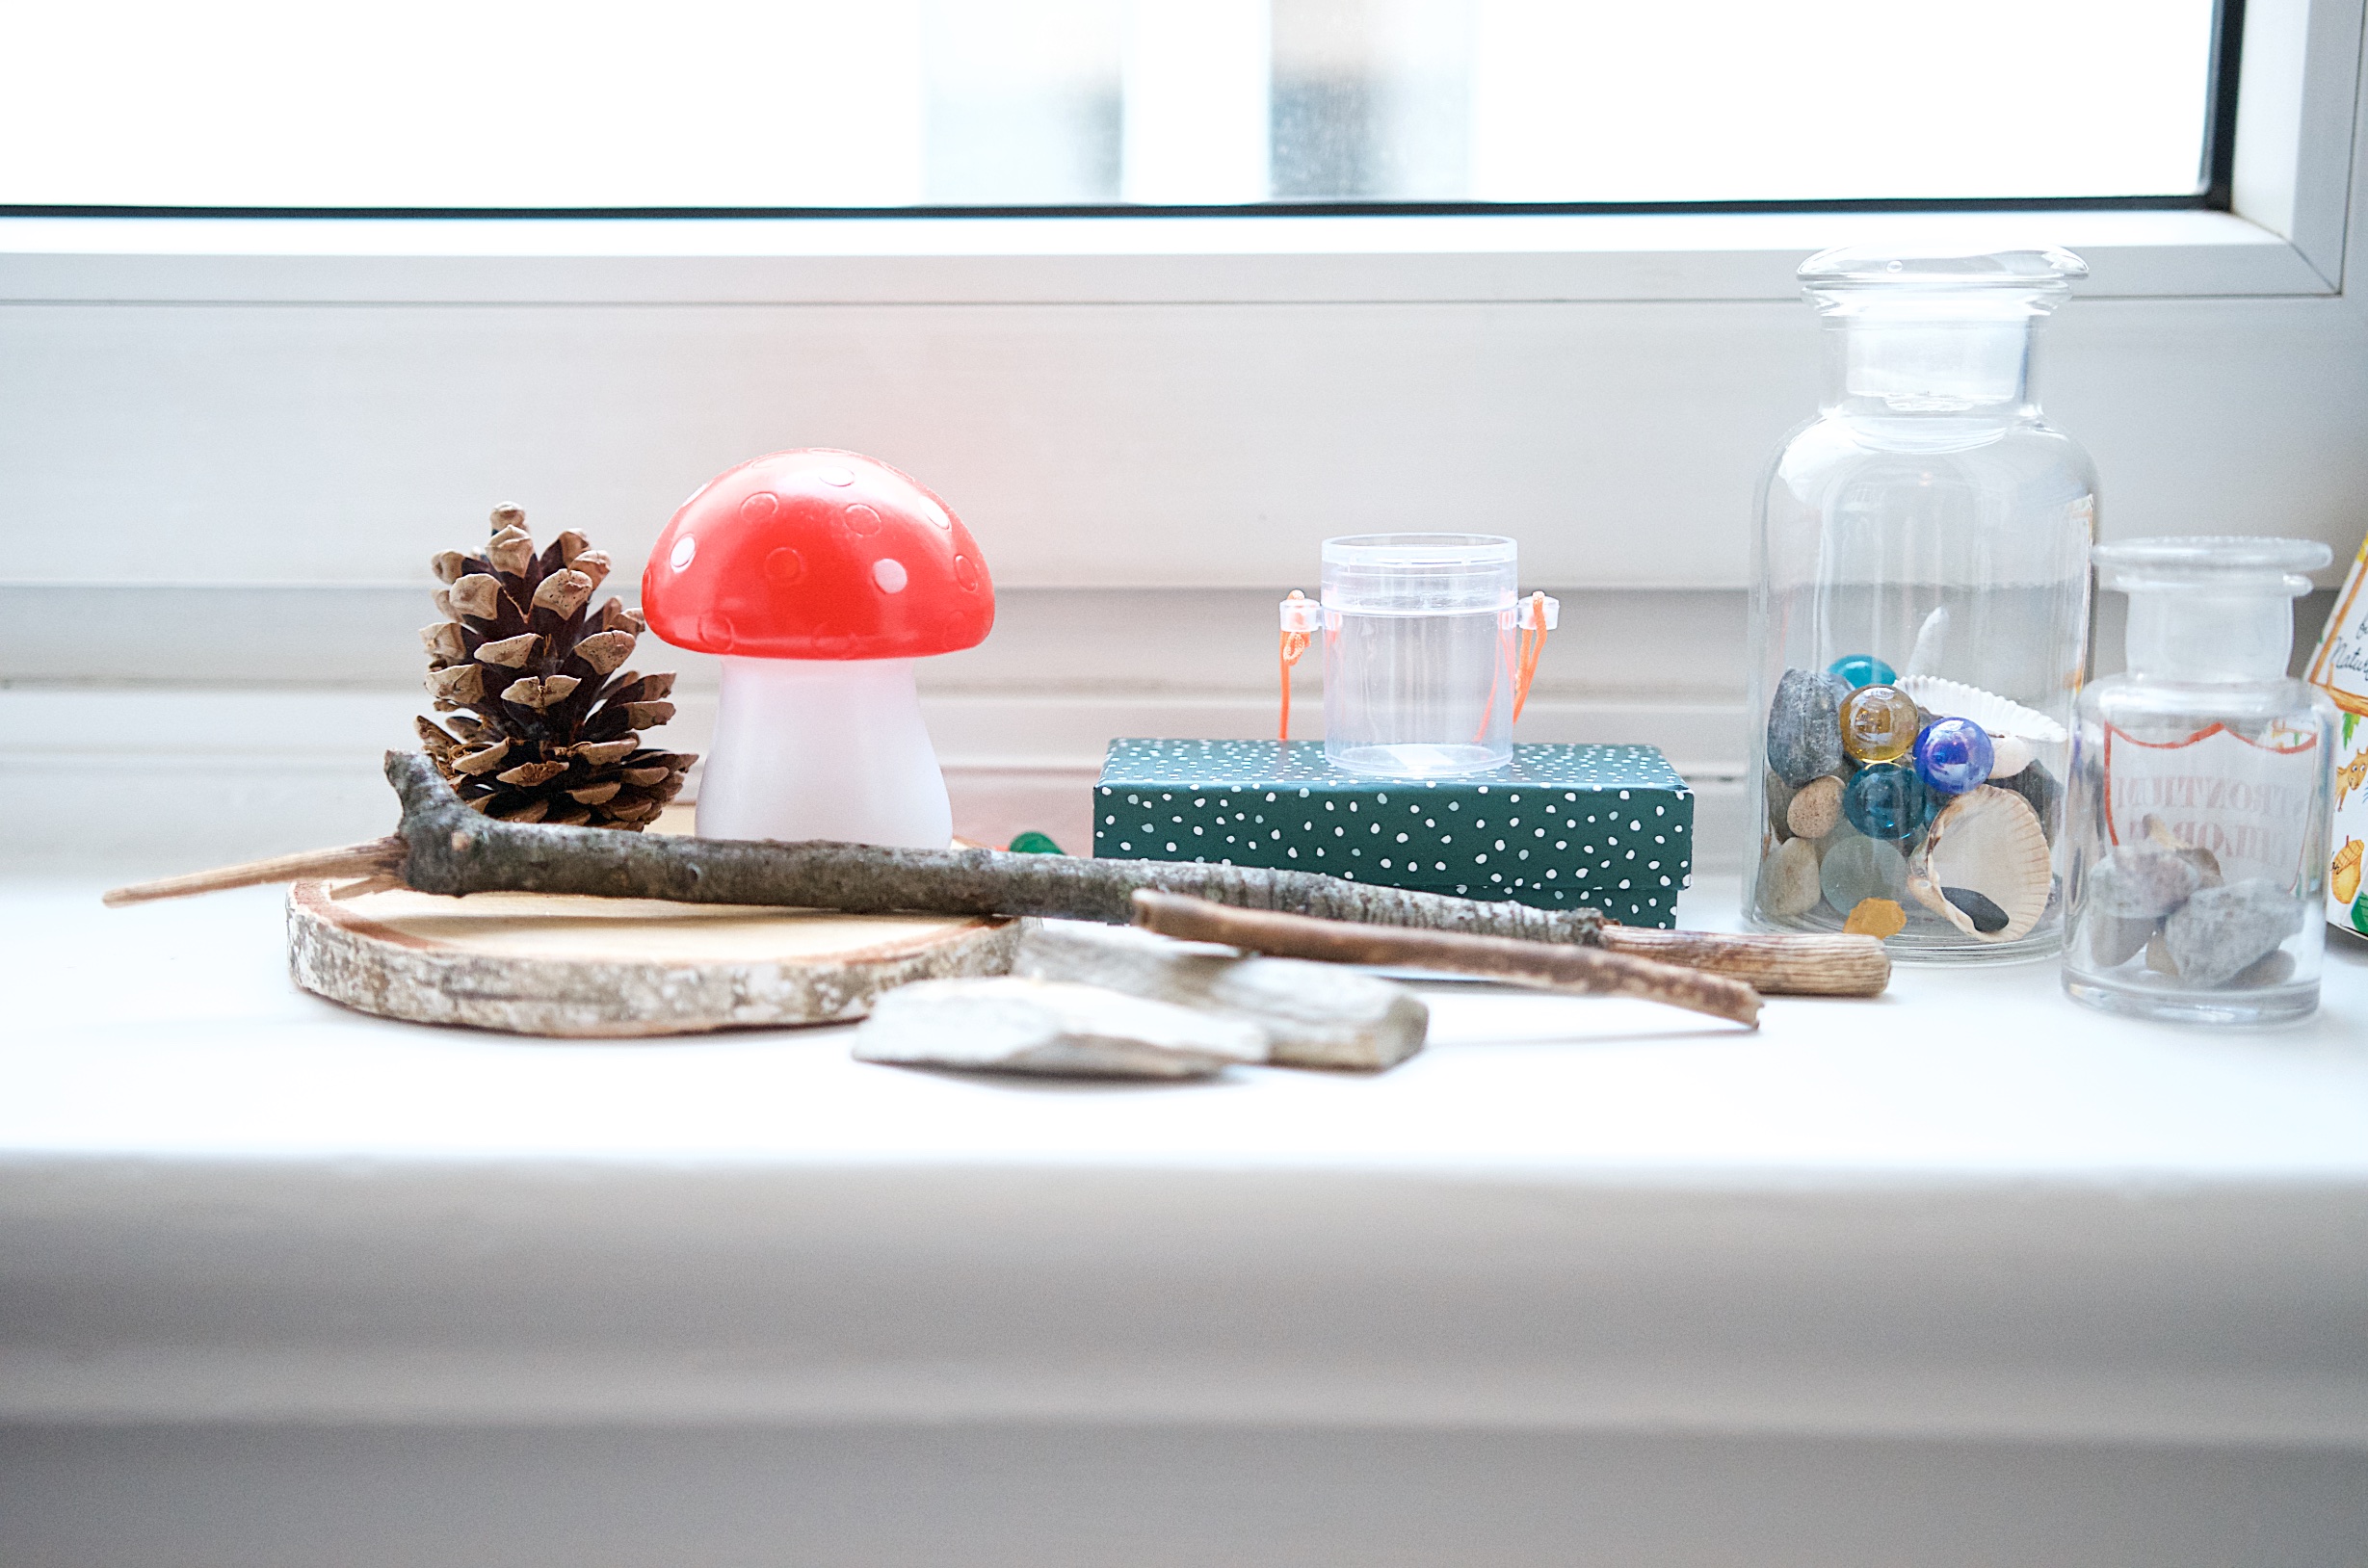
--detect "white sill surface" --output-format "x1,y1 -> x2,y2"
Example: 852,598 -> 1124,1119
3,874 -> 2366,1447
0,208 -> 2329,301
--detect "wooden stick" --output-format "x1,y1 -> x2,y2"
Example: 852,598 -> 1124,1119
100,752 -> 1885,997
1598,927 -> 1888,999
102,838 -> 407,907
1128,889 -> 1761,1029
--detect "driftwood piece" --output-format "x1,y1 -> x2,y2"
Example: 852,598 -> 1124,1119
104,752 -> 1887,998
853,977 -> 1267,1079
1129,890 -> 1762,1029
286,881 -> 1019,1037
1014,920 -> 1428,1072
1592,927 -> 1889,998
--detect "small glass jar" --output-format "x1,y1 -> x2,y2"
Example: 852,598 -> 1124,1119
2063,537 -> 2337,1024
1315,533 -> 1553,779
1745,245 -> 2097,962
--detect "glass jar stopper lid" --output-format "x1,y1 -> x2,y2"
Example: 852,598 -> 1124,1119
1798,245 -> 2090,287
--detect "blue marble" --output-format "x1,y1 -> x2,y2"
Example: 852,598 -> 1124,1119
1842,763 -> 1932,842
1911,717 -> 1995,797
1828,654 -> 1897,690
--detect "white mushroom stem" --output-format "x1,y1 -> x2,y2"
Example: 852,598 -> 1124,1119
695,656 -> 953,849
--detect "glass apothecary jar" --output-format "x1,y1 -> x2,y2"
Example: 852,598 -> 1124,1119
2063,538 -> 2336,1024
1746,246 -> 2097,962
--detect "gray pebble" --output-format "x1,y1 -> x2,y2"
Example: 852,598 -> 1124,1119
1766,770 -> 1797,843
2162,878 -> 2305,989
2090,844 -> 2204,920
2083,909 -> 2157,969
2232,949 -> 2299,989
1759,837 -> 1823,919
1767,667 -> 1849,786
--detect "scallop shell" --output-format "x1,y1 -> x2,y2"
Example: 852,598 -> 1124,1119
1906,785 -> 2053,943
1896,676 -> 2068,745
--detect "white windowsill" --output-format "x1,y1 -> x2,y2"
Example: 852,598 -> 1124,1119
6,874 -> 2364,1445
0,207 -> 2332,303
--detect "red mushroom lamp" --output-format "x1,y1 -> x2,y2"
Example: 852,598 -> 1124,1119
642,450 -> 993,848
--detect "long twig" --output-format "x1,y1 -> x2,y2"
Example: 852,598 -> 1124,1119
102,838 -> 407,907
97,751 -> 1889,997
1129,890 -> 1761,1028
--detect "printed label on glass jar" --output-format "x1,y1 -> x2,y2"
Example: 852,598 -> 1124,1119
2102,722 -> 2321,886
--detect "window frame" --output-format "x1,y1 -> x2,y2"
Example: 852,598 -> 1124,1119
0,0 -> 2354,304
0,0 -> 2360,594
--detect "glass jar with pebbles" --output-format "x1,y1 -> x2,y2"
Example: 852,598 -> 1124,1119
1747,245 -> 2095,962
2063,538 -> 2336,1024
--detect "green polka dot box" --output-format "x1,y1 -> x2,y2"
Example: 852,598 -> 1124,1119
1093,740 -> 1695,927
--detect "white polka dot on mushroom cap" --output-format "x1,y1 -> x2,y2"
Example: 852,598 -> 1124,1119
815,466 -> 855,486
920,497 -> 953,530
670,536 -> 696,571
873,558 -> 908,593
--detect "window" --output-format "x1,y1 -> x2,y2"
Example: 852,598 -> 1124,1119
2,0 -> 2359,878
3,1 -> 2229,212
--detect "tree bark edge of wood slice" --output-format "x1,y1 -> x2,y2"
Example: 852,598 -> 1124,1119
286,881 -> 1022,1038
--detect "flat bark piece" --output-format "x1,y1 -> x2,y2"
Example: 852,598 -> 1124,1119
853,977 -> 1268,1079
1013,920 -> 1427,1072
287,881 -> 1017,1038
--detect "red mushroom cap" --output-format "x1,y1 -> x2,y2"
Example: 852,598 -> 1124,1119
642,450 -> 994,661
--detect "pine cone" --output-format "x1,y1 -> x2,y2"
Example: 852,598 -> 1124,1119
414,504 -> 696,828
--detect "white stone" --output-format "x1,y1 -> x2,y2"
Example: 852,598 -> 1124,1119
853,977 -> 1268,1079
1013,921 -> 1428,1072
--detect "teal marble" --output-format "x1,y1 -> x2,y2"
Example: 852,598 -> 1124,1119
1842,762 -> 1932,841
1829,654 -> 1897,690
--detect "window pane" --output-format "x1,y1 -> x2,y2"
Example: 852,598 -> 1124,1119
0,1 -> 2219,209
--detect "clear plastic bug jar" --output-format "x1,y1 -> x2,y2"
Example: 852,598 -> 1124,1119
1746,246 -> 2097,962
2063,537 -> 2336,1024
1312,533 -> 1555,779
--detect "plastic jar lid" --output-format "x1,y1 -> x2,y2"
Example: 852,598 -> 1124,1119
1321,533 -> 1518,614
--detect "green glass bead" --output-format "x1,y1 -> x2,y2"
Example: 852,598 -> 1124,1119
1006,831 -> 1065,855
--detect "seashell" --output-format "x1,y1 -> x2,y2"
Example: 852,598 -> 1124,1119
1906,785 -> 2053,943
1904,606 -> 1949,680
1986,733 -> 2035,779
1896,676 -> 2068,745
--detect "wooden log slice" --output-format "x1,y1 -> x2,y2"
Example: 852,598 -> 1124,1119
287,880 -> 1020,1037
